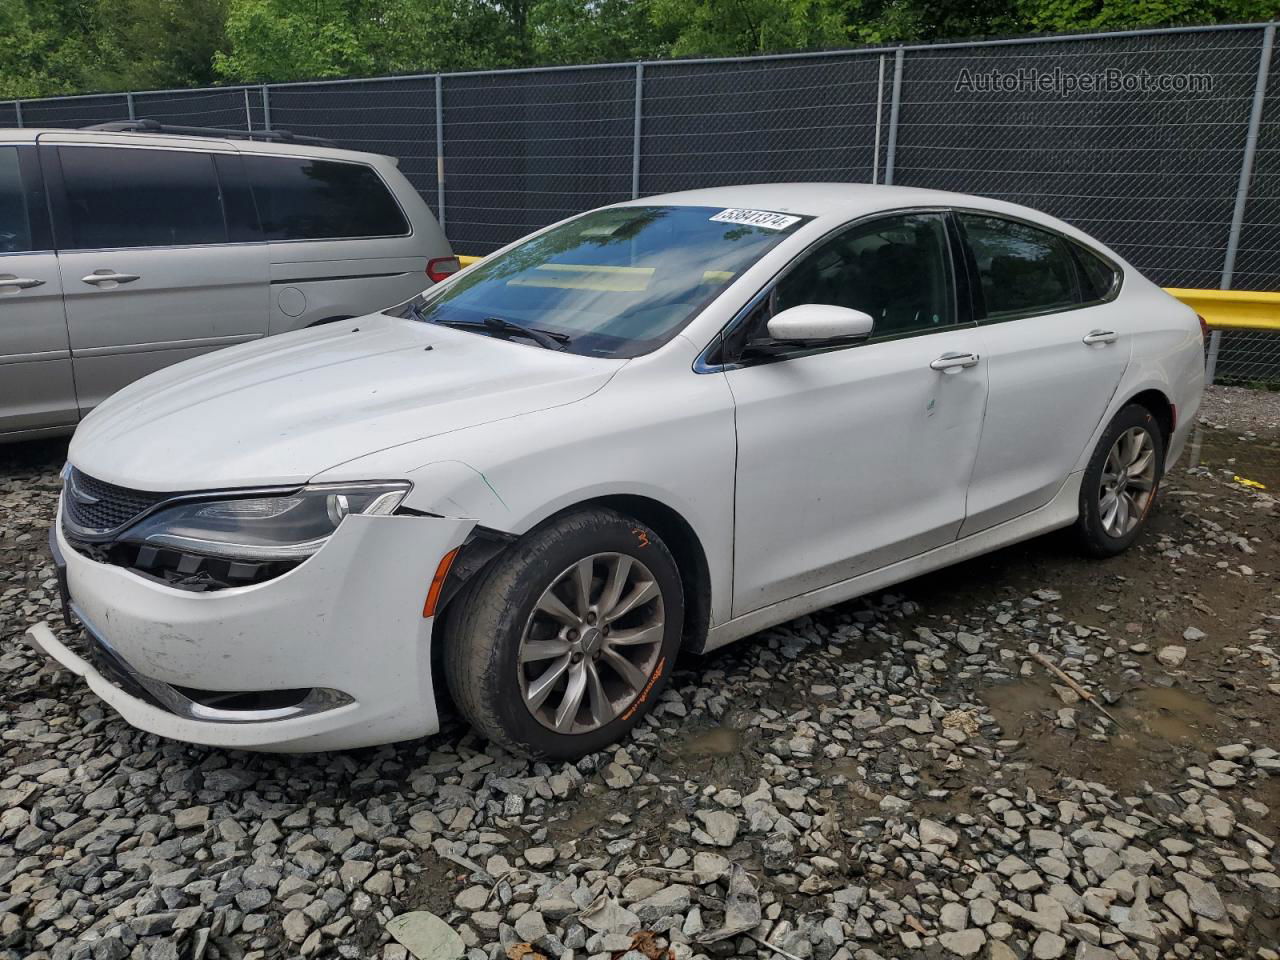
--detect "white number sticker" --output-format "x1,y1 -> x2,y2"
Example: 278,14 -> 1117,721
709,208 -> 802,230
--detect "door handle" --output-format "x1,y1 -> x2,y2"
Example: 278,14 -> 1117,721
930,352 -> 981,373
0,275 -> 45,291
1082,329 -> 1118,345
81,270 -> 140,287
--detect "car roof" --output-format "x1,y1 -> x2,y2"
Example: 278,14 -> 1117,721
0,127 -> 390,162
625,182 -> 962,218
618,182 -> 1114,256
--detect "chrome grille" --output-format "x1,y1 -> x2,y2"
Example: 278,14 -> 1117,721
62,468 -> 169,535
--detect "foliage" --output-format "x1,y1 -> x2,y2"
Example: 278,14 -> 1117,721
0,0 -> 226,99
650,0 -> 849,57
0,0 -> 1271,99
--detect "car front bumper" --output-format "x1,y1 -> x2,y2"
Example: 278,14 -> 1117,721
24,508 -> 473,752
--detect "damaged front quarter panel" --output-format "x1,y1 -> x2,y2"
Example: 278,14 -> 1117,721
52,510 -> 476,751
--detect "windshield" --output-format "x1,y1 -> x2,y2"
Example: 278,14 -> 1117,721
398,205 -> 809,358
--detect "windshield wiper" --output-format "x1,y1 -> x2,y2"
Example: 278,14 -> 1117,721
408,302 -> 569,351
446,316 -> 569,351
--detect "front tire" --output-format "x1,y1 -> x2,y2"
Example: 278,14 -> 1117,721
1074,403 -> 1164,557
443,508 -> 683,759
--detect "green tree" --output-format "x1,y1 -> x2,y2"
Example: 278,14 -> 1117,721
0,0 -> 227,99
650,0 -> 850,57
212,0 -> 529,82
105,0 -> 228,90
532,0 -> 675,64
213,0 -> 378,81
1008,0 -> 1277,33
4,0 -> 1276,98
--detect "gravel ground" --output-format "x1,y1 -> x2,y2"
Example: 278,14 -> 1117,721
1198,386 -> 1280,437
1,386 -> 1278,960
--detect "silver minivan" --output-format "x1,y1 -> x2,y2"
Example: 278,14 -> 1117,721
0,123 -> 454,441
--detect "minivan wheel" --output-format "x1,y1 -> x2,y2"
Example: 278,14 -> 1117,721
443,508 -> 683,759
1074,403 -> 1165,557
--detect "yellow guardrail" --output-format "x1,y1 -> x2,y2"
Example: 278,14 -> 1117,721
452,256 -> 1277,333
1164,288 -> 1280,331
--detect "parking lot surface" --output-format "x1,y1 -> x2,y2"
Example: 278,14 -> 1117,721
1,386 -> 1278,960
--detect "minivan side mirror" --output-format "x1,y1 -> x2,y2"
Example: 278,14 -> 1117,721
765,303 -> 875,343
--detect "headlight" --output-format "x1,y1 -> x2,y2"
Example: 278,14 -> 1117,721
120,483 -> 410,561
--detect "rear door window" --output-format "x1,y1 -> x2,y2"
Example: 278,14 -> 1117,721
58,147 -> 228,250
958,214 -> 1082,321
0,148 -> 31,254
240,156 -> 409,241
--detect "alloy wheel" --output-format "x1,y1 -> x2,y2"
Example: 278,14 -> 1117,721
517,552 -> 665,734
1099,426 -> 1156,538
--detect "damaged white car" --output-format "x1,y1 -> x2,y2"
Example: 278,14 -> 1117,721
26,184 -> 1205,757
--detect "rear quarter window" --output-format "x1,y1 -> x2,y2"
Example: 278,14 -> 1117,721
1072,242 -> 1122,302
241,155 -> 410,241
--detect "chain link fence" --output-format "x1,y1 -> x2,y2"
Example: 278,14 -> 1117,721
6,22 -> 1279,383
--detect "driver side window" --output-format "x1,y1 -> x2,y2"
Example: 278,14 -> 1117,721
731,212 -> 956,358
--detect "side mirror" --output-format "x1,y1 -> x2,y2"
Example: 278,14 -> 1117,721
766,303 -> 875,343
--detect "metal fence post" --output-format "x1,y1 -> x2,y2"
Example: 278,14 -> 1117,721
13,102 -> 22,128
1211,22 -> 1274,385
1222,23 -> 1273,291
127,92 -> 135,120
435,75 -> 446,229
632,63 -> 644,199
883,47 -> 905,185
261,85 -> 272,131
872,54 -> 885,184
244,89 -> 253,131
1205,331 -> 1223,385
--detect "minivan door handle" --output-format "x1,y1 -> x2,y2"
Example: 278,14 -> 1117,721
1082,329 -> 1118,345
0,275 -> 46,291
930,352 -> 981,373
81,270 -> 140,288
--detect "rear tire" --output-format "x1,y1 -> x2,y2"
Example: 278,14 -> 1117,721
1074,403 -> 1164,557
443,508 -> 683,759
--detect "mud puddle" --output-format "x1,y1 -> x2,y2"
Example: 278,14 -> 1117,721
678,725 -> 743,757
1187,425 -> 1280,491
1118,685 -> 1218,748
981,678 -> 1225,793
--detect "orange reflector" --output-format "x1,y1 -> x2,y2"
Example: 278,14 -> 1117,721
422,547 -> 460,618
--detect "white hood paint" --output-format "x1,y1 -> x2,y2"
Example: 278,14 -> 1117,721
69,314 -> 622,491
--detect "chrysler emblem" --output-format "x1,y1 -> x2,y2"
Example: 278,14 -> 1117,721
66,471 -> 101,506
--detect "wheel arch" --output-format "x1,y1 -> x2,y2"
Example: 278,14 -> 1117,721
1125,387 -> 1175,456
578,494 -> 713,655
442,492 -> 715,656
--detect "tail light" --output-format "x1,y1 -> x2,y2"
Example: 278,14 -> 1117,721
1197,313 -> 1210,344
426,256 -> 461,284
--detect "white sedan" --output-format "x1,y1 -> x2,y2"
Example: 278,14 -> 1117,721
26,184 -> 1205,757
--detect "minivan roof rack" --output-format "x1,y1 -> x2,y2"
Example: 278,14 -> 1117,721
83,119 -> 338,148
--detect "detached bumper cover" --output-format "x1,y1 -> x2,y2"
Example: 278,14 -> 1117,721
24,511 -> 473,751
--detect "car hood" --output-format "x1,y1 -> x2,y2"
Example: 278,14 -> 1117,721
69,314 -> 623,491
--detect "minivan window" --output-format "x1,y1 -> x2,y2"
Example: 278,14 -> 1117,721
241,156 -> 409,241
59,147 -> 227,250
959,214 -> 1081,321
0,148 -> 32,254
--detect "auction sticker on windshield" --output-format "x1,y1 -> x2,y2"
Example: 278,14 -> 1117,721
709,208 -> 803,230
